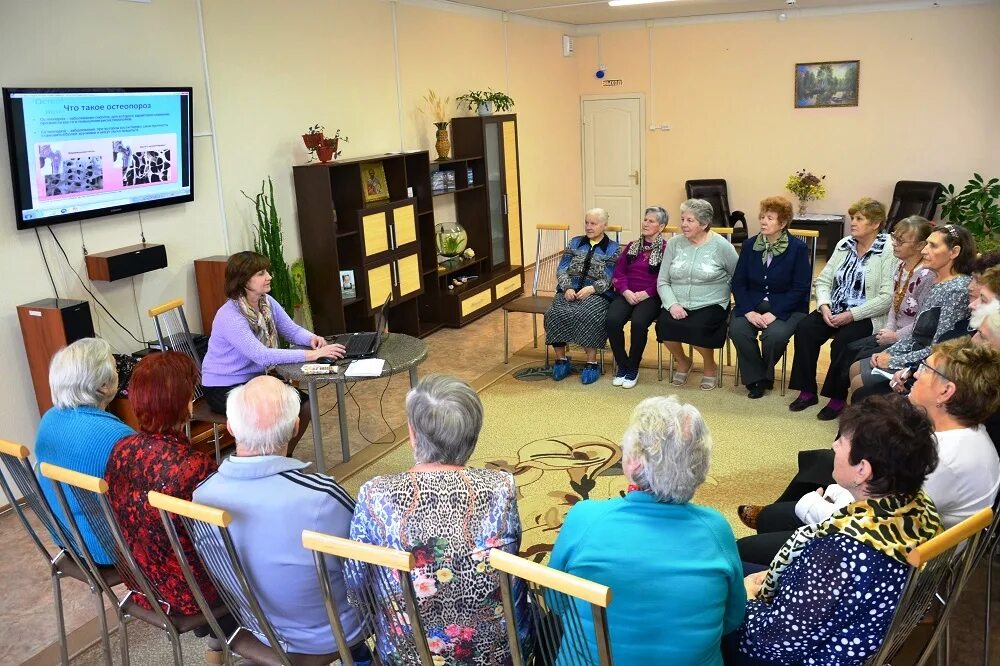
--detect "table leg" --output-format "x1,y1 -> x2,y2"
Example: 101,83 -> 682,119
409,366 -> 418,388
336,382 -> 350,464
309,382 -> 326,473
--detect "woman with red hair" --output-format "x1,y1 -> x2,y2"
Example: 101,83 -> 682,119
105,352 -> 223,630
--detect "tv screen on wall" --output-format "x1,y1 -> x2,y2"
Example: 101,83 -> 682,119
2,87 -> 194,230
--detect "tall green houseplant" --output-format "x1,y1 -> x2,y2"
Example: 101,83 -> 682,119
938,173 -> 1000,253
243,177 -> 295,316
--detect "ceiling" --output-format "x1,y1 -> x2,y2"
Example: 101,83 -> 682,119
442,0 -> 949,25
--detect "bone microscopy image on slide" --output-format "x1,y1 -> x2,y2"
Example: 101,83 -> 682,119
122,149 -> 172,186
44,156 -> 104,196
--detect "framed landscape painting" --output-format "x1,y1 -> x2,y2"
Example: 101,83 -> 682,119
795,60 -> 860,108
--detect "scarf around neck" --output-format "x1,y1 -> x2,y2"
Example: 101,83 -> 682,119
626,235 -> 665,272
758,490 -> 941,601
752,231 -> 789,264
237,294 -> 279,349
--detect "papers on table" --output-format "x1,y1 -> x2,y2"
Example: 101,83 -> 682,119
345,358 -> 386,378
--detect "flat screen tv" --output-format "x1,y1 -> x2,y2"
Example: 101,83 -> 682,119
3,87 -> 194,230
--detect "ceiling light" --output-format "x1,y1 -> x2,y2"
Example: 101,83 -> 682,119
608,0 -> 676,7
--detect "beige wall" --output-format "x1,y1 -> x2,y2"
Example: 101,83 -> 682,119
575,3 -> 1000,233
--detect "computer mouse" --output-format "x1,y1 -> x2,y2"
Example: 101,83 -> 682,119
316,356 -> 336,364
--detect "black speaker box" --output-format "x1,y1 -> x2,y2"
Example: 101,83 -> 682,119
85,243 -> 168,282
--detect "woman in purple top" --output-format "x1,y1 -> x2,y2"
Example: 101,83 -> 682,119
201,251 -> 345,454
605,207 -> 668,388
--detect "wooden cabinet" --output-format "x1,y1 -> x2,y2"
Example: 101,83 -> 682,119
358,200 -> 423,310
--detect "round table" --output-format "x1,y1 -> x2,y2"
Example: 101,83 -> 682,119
276,333 -> 428,471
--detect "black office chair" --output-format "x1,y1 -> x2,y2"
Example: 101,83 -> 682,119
685,179 -> 748,245
886,180 -> 943,232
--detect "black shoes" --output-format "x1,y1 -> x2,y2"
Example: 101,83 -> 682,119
788,394 -> 819,412
817,406 -> 843,421
747,380 -> 775,400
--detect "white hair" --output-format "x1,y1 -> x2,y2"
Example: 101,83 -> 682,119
620,396 -> 712,503
978,310 -> 1000,343
680,198 -> 715,229
226,376 -> 301,456
970,298 -> 1000,330
49,338 -> 118,409
406,375 -> 483,465
585,208 -> 609,225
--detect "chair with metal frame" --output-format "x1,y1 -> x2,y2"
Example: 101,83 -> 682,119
489,548 -> 613,666
867,507 -> 993,666
732,228 -> 820,395
302,529 -> 433,666
39,462 -> 227,666
148,299 -> 227,462
148,491 -> 342,666
656,227 -> 735,383
0,440 -> 122,666
973,497 -> 1000,666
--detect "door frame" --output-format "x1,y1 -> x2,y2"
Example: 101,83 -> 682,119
579,93 -> 646,230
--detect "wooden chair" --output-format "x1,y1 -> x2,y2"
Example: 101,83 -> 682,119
656,227 -> 735,383
39,463 -> 227,666
302,530 -> 433,666
148,491 -> 340,666
868,507 -> 993,666
148,298 -> 227,462
0,440 -> 122,666
489,548 -> 613,666
732,228 -> 820,395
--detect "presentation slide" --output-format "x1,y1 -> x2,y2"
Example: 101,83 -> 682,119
12,91 -> 190,223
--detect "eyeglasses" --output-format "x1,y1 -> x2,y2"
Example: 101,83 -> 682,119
890,234 -> 921,245
916,360 -> 951,382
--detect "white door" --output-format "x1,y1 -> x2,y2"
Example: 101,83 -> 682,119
581,96 -> 644,236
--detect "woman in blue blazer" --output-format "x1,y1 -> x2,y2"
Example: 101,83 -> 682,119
730,196 -> 812,399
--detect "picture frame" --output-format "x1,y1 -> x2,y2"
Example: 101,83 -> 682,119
794,60 -> 860,109
360,161 -> 389,204
339,269 -> 357,299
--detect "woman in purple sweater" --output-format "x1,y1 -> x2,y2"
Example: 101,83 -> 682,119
604,206 -> 668,388
201,251 -> 344,454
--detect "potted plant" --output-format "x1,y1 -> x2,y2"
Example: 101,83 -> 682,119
421,90 -> 452,160
312,129 -> 349,163
456,89 -> 515,116
242,177 -> 295,321
938,173 -> 1000,253
302,124 -> 325,151
785,169 -> 827,215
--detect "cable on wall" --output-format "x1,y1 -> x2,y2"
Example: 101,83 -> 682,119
503,12 -> 512,94
196,0 -> 231,254
648,23 -> 655,128
390,0 -> 406,153
77,220 -> 88,256
137,210 -> 147,244
35,228 -> 59,300
47,226 -> 145,345
130,277 -> 146,343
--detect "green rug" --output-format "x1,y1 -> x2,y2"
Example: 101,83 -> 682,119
339,362 -> 838,562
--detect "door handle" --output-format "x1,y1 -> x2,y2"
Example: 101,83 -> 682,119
391,261 -> 399,287
629,170 -> 640,185
503,194 -> 508,215
389,224 -> 396,250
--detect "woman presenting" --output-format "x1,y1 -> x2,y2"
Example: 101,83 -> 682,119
201,251 -> 344,454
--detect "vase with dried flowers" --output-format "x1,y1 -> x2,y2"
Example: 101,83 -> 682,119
422,90 -> 451,160
786,169 -> 827,214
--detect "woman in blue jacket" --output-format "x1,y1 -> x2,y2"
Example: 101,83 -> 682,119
730,196 -> 812,399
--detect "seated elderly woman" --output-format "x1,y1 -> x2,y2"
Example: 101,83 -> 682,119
736,338 -> 1000,566
349,375 -> 527,664
35,338 -> 135,565
549,396 -> 744,665
970,264 -> 1000,327
656,198 -> 739,390
787,197 -> 896,420
546,208 -> 621,385
730,196 -> 812,399
735,396 -> 942,666
105,352 -> 221,621
850,223 -> 975,395
605,206 -> 668,388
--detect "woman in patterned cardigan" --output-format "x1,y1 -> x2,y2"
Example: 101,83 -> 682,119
544,208 -> 621,385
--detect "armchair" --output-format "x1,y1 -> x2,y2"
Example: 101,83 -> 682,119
685,179 -> 748,245
886,180 -> 943,232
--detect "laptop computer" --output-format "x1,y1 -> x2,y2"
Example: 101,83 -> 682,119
326,294 -> 391,359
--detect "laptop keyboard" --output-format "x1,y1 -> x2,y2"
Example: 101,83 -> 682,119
343,332 -> 376,355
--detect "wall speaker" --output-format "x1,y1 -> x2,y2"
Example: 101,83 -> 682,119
85,243 -> 168,282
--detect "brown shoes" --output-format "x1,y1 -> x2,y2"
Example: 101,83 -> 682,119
738,504 -> 763,530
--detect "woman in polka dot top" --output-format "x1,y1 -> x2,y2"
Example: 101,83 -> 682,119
735,396 -> 941,665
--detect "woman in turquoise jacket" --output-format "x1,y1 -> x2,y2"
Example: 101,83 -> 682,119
548,396 -> 745,665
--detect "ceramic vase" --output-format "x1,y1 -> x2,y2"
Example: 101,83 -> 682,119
434,122 -> 451,160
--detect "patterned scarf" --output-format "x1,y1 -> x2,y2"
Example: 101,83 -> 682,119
236,295 -> 279,349
626,235 -> 665,272
752,231 -> 790,264
758,490 -> 940,601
